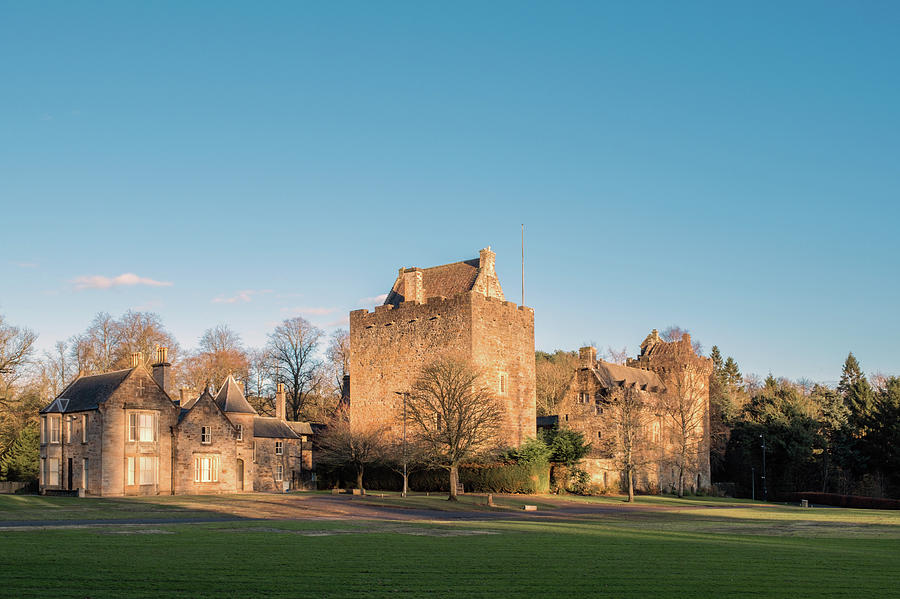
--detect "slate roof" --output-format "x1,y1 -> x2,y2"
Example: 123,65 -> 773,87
288,421 -> 314,436
40,369 -> 133,414
590,361 -> 664,393
214,375 -> 258,414
253,417 -> 300,439
384,258 -> 480,306
178,389 -> 216,423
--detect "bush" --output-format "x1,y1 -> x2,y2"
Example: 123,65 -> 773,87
788,492 -> 900,510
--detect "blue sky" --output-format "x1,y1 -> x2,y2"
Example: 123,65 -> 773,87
1,2 -> 898,382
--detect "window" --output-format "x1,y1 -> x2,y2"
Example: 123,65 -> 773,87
651,422 -> 661,444
126,457 -> 135,485
82,458 -> 88,490
65,417 -> 71,443
251,442 -> 257,463
235,424 -> 243,441
275,464 -> 283,482
275,441 -> 283,455
193,456 -> 219,483
41,417 -> 46,444
128,412 -> 157,442
597,431 -> 602,440
499,373 -> 508,395
40,458 -> 45,485
201,426 -> 211,444
47,458 -> 59,486
139,457 -> 157,485
49,416 -> 60,444
82,414 -> 87,443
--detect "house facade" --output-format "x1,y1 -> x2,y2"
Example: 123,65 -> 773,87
38,348 -> 312,496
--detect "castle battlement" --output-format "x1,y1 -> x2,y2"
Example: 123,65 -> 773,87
350,290 -> 533,327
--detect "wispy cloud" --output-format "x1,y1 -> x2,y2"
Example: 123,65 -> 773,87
72,273 -> 173,290
13,261 -> 39,268
324,316 -> 350,328
212,289 -> 273,304
281,306 -> 336,316
357,293 -> 388,306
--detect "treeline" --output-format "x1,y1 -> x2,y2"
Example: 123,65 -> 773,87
0,311 -> 349,482
711,348 -> 900,500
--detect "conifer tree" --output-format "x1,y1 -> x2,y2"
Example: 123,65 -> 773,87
838,353 -> 874,428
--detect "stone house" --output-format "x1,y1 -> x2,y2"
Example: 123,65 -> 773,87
552,331 -> 712,494
349,247 -> 536,448
38,348 -> 313,496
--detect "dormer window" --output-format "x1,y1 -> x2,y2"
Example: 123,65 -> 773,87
201,426 -> 211,444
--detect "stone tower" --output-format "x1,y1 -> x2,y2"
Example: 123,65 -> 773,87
349,247 -> 536,448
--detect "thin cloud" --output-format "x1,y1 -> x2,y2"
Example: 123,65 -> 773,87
73,273 -> 173,290
281,306 -> 336,316
324,316 -> 350,328
212,289 -> 273,304
13,261 -> 39,268
357,293 -> 388,306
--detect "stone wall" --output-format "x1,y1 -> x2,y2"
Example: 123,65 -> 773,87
173,395 -> 238,495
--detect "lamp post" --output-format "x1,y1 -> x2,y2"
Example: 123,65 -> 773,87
759,433 -> 767,502
393,391 -> 409,497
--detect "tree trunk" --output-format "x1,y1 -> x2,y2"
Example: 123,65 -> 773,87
626,466 -> 634,502
677,464 -> 684,498
402,472 -> 409,498
356,466 -> 364,495
448,464 -> 459,501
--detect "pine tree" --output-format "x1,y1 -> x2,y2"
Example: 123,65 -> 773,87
838,353 -> 874,428
0,423 -> 39,482
838,352 -> 864,396
723,357 -> 743,389
710,346 -> 724,372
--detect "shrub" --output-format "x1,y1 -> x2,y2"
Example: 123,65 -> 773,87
788,492 -> 900,510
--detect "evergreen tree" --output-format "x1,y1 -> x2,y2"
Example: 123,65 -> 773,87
723,357 -> 743,389
0,422 -> 39,482
838,353 -> 874,428
710,346 -> 724,372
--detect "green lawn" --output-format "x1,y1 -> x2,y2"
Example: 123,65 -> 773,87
1,494 -> 899,598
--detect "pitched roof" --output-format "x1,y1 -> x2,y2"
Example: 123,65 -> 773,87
384,258 -> 480,306
178,388 -> 216,423
253,417 -> 300,439
288,421 -> 314,436
214,375 -> 257,414
590,361 -> 664,393
40,369 -> 133,413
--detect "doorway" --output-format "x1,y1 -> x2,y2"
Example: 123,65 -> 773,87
67,458 -> 73,490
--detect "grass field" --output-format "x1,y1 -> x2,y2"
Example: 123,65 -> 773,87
1,493 -> 899,598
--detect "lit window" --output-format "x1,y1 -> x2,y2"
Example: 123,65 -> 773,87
82,414 -> 87,443
275,441 -> 283,455
49,416 -> 60,444
252,441 -> 257,463
65,417 -> 71,443
201,426 -> 211,444
47,458 -> 59,486
499,373 -> 508,395
236,424 -> 243,441
193,456 -> 219,483
275,464 -> 283,482
127,456 -> 135,485
128,413 -> 157,442
82,458 -> 88,490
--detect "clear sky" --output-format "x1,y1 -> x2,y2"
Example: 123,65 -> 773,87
1,1 -> 898,382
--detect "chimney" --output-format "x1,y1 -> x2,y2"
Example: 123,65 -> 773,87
151,346 -> 171,394
179,388 -> 192,403
579,346 -> 597,365
275,382 -> 286,421
479,246 -> 496,275
401,268 -> 424,304
131,352 -> 143,368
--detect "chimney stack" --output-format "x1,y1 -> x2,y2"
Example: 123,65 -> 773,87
401,268 -> 424,304
151,346 -> 171,394
131,352 -> 143,368
579,346 -> 597,365
479,246 -> 496,275
275,382 -> 286,421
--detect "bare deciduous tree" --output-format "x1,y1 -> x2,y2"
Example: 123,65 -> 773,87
604,346 -> 629,365
662,365 -> 708,497
180,324 -> 249,391
326,328 -> 350,398
317,411 -> 386,493
407,358 -> 502,501
268,317 -> 324,421
535,350 -> 577,417
602,385 -> 652,502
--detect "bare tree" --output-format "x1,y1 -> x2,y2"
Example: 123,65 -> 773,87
384,436 -> 430,498
407,358 -> 502,501
0,315 -> 37,389
115,310 -> 179,368
602,385 -> 652,502
268,317 -> 324,421
604,346 -> 629,365
317,411 -> 386,493
179,324 -> 249,391
535,350 -> 577,417
0,314 -> 39,459
71,312 -> 121,374
661,325 -> 703,356
326,329 -> 350,398
245,348 -> 275,415
662,365 -> 708,497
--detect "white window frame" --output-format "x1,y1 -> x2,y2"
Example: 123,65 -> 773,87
82,458 -> 88,490
193,455 -> 219,483
128,412 -> 158,442
275,441 -> 283,456
201,426 -> 211,444
40,458 -> 45,485
275,464 -> 283,482
47,457 -> 59,486
126,456 -> 135,485
49,416 -> 60,444
236,424 -> 243,441
138,456 -> 157,485
82,414 -> 88,443
65,417 -> 71,443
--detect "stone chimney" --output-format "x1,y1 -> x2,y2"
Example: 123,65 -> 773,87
479,246 -> 496,275
401,268 -> 424,304
579,346 -> 597,365
151,346 -> 171,393
131,352 -> 143,368
179,388 -> 193,403
275,382 -> 286,421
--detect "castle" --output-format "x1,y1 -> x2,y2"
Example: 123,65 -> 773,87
38,348 -> 311,496
348,247 -> 536,448
550,331 -> 712,494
